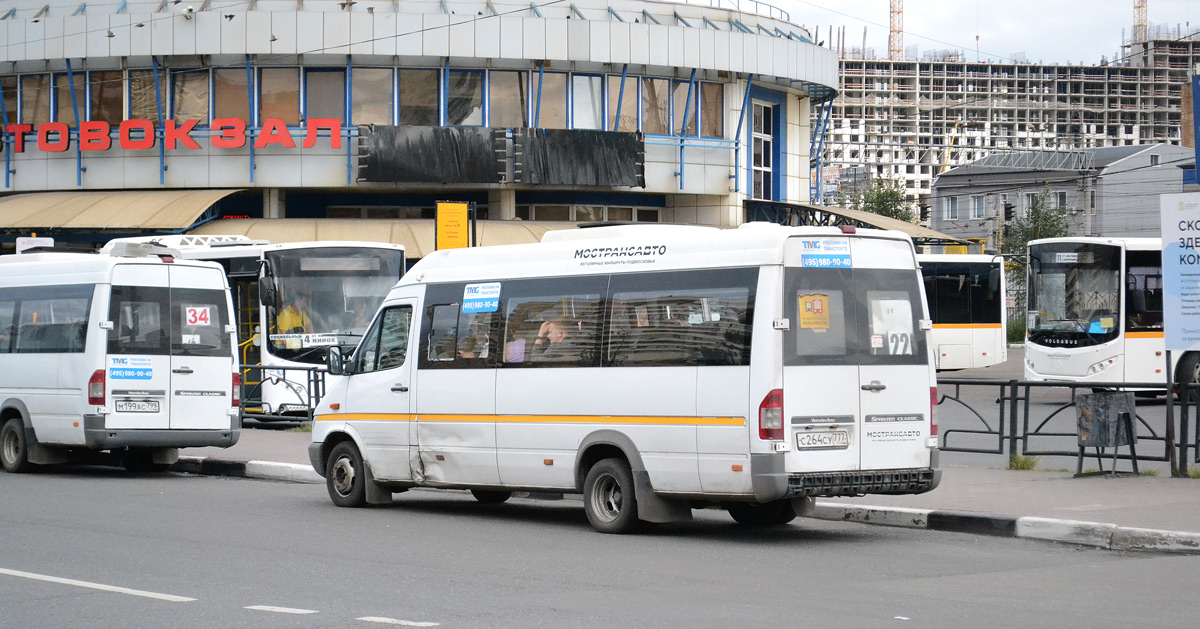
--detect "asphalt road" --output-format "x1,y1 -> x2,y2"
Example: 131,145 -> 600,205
3,468 -> 1198,628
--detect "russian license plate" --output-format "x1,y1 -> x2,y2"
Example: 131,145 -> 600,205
796,430 -> 849,450
116,400 -> 160,413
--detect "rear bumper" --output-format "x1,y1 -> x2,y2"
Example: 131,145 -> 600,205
788,467 -> 941,497
83,415 -> 240,449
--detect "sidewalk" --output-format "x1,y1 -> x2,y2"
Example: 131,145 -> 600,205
176,424 -> 1200,553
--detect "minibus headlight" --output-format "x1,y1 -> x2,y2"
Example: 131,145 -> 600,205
759,389 -> 784,441
1087,358 -> 1116,375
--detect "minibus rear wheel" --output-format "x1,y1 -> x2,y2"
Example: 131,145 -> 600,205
583,458 -> 640,534
327,441 -> 366,507
1,416 -> 32,473
726,500 -> 797,526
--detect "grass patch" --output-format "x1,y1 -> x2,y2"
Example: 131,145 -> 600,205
1007,454 -> 1040,471
1139,468 -> 1159,477
1007,316 -> 1026,344
286,423 -> 313,433
1189,468 -> 1200,479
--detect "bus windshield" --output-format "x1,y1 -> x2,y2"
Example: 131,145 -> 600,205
266,247 -> 404,363
1027,242 -> 1121,348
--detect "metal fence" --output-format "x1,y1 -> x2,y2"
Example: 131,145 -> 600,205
239,364 -> 327,423
937,378 -> 1199,476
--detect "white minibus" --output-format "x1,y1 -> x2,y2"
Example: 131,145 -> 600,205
0,243 -> 241,473
309,224 -> 941,533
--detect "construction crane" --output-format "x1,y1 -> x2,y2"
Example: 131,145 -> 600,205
1133,0 -> 1148,44
889,0 -> 903,60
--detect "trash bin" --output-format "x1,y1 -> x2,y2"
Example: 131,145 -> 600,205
1075,391 -> 1138,475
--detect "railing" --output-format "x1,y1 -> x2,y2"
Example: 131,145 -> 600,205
937,378 -> 1198,476
675,0 -> 790,22
239,364 -> 327,423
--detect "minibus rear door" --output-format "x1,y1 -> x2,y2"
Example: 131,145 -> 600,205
167,265 -> 236,430
107,266 -> 172,431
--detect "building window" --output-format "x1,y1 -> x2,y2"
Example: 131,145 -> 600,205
489,71 -> 528,127
944,196 -> 959,220
128,70 -> 160,123
700,83 -> 723,138
1025,192 -> 1037,211
89,71 -> 123,124
446,70 -> 483,126
1056,191 -> 1068,209
1,76 -> 16,125
398,69 -> 438,126
517,205 -> 660,222
260,68 -> 299,126
642,78 -> 669,134
971,195 -> 985,219
172,69 -> 209,125
672,80 -> 697,135
607,75 -> 638,132
1151,154 -> 1160,166
751,101 -> 773,200
572,75 -> 603,130
352,68 -> 393,126
53,74 -> 79,127
20,74 -> 49,125
213,68 -> 250,124
532,72 -> 567,129
305,69 -> 344,122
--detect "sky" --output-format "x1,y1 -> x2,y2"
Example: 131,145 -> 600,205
783,0 -> 1199,66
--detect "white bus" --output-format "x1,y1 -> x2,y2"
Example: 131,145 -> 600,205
0,243 -> 240,473
1025,237 -> 1174,385
309,223 -> 941,533
917,254 -> 1007,370
104,236 -> 405,419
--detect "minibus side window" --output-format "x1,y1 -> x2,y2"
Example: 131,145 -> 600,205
355,315 -> 383,374
425,304 -> 461,363
500,278 -> 604,368
15,285 -> 93,354
0,299 -> 15,354
109,286 -> 169,356
376,306 -> 413,370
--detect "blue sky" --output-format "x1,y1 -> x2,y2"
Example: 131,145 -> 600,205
784,0 -> 1198,65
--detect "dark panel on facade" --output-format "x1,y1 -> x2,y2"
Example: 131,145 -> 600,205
358,126 -> 503,184
514,129 -> 645,187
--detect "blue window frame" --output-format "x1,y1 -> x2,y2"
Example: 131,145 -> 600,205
747,85 -> 786,201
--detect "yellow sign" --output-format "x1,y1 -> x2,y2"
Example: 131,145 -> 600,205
799,293 -> 830,329
436,202 -> 471,250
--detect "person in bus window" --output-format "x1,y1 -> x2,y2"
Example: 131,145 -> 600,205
531,317 -> 575,361
278,293 -> 313,334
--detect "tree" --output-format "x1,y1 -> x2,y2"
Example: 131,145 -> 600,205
1001,190 -> 1069,316
847,178 -> 915,223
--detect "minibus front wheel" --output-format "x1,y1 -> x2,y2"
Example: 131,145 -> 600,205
1,416 -> 32,473
583,458 -> 641,534
327,441 -> 366,507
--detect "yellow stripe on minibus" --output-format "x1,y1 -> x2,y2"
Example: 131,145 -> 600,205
931,323 -> 1003,329
314,413 -> 744,426
1126,331 -> 1165,339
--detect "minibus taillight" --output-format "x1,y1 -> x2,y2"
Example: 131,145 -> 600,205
930,387 -> 939,437
759,389 -> 784,441
232,373 -> 241,408
88,370 -> 105,405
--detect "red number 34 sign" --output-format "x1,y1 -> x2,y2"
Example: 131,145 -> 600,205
185,306 -> 213,326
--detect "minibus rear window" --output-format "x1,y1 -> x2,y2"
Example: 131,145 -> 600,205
109,286 -> 231,357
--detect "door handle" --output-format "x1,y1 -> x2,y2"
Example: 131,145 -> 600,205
391,384 -> 409,392
173,367 -> 194,375
860,381 -> 886,392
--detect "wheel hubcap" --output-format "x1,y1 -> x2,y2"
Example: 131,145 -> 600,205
2,428 -> 18,465
331,456 -> 356,496
591,473 -> 622,522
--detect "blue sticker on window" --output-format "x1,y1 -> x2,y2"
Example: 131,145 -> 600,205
462,282 -> 501,313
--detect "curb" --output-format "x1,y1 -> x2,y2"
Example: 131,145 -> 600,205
813,502 -> 1200,554
172,456 -> 322,484
169,456 -> 1200,554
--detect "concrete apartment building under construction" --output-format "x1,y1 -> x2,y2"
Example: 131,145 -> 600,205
816,21 -> 1195,207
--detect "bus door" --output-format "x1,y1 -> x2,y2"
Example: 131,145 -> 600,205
107,265 -> 173,431
782,237 -> 933,472
342,301 -> 416,481
168,265 -> 236,430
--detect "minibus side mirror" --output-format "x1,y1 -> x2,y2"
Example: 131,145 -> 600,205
258,274 -> 277,308
326,345 -> 346,376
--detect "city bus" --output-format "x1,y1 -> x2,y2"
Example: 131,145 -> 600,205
918,254 -> 1007,370
103,236 -> 405,419
1024,237 -> 1174,386
309,223 -> 941,533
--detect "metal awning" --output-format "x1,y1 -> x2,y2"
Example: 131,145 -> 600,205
743,200 -> 966,246
187,218 -> 578,258
0,189 -> 243,230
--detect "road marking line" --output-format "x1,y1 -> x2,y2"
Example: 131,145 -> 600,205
0,568 -> 194,602
245,605 -> 319,614
358,616 -> 440,626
